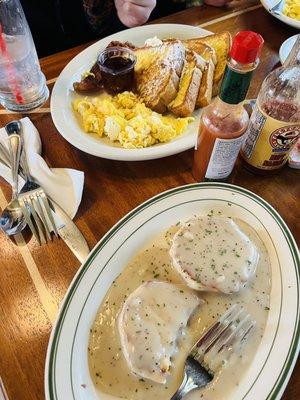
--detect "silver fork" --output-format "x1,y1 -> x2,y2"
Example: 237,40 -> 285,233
8,121 -> 58,245
171,304 -> 256,400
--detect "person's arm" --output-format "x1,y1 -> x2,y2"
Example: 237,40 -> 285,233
115,0 -> 156,27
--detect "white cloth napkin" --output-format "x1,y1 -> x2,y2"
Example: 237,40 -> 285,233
0,117 -> 84,219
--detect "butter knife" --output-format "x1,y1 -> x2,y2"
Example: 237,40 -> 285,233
49,199 -> 90,264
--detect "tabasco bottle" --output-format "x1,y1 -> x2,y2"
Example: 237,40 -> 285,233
192,31 -> 264,182
241,35 -> 300,173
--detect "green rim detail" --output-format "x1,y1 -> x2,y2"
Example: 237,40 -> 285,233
46,183 -> 300,400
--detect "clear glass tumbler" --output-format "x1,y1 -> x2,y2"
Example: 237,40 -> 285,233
0,0 -> 49,111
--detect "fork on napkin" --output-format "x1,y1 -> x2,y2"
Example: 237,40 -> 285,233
0,117 -> 84,220
0,118 -> 89,261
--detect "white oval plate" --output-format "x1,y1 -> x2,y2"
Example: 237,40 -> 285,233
260,0 -> 300,29
50,24 -> 211,161
45,183 -> 300,400
279,34 -> 299,63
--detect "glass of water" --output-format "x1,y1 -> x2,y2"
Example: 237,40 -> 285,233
0,0 -> 49,111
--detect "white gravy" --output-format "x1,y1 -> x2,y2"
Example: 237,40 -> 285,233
88,218 -> 271,400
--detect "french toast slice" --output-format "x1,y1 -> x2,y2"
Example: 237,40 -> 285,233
182,40 -> 217,108
196,32 -> 232,96
168,50 -> 206,117
134,42 -> 185,113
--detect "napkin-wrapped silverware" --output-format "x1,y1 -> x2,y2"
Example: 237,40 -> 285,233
0,120 -> 89,263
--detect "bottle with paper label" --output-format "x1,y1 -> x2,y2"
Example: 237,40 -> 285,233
192,31 -> 264,182
241,36 -> 300,173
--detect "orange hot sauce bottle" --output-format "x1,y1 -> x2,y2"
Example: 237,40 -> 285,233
192,31 -> 264,182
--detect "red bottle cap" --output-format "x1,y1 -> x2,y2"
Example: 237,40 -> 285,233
230,31 -> 264,64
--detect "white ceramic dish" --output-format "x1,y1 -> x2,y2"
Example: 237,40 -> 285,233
260,0 -> 300,29
279,34 -> 299,63
50,24 -> 212,161
45,183 -> 300,400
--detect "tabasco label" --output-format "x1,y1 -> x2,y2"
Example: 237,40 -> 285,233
241,102 -> 300,169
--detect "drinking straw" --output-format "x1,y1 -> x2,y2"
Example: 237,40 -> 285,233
0,23 -> 24,104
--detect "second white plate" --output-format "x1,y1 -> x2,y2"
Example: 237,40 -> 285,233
51,24 -> 211,161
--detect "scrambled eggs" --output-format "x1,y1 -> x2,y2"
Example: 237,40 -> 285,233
283,0 -> 300,20
73,92 -> 193,149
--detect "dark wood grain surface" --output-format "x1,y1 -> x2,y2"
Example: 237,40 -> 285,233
0,2 -> 299,399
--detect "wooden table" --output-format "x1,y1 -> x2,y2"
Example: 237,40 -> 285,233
0,2 -> 299,399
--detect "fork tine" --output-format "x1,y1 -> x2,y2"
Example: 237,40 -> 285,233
205,313 -> 255,371
34,194 -> 52,242
28,195 -> 47,245
194,305 -> 242,359
207,313 -> 249,358
19,198 -> 41,245
38,191 -> 58,237
222,317 -> 255,353
198,305 -> 239,344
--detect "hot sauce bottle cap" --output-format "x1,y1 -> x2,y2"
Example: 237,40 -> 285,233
230,31 -> 264,64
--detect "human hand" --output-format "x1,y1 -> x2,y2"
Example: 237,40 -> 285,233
204,0 -> 231,6
115,0 -> 156,27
